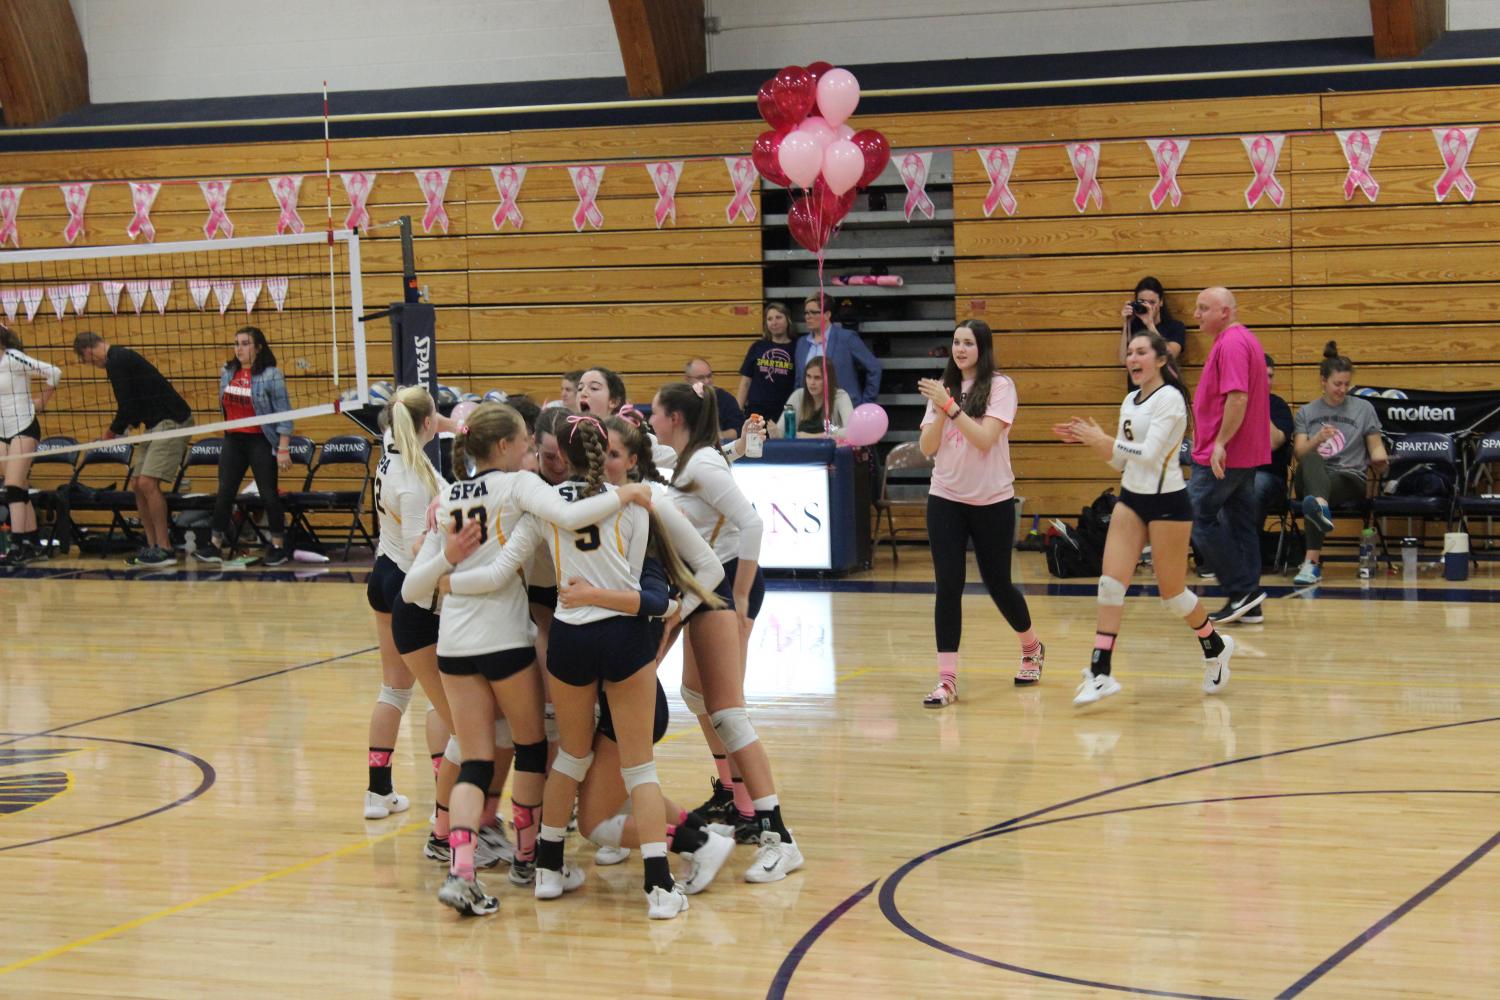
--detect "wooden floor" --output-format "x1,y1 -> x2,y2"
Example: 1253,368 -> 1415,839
3,549 -> 1500,999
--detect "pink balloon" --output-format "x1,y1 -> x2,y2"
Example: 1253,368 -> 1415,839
798,115 -> 837,151
778,131 -> 823,188
842,403 -> 888,447
450,400 -> 478,425
836,123 -> 855,141
821,139 -> 865,196
815,68 -> 860,127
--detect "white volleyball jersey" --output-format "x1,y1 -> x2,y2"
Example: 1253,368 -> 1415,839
1110,385 -> 1188,495
374,433 -> 446,572
0,348 -> 61,439
666,446 -> 763,564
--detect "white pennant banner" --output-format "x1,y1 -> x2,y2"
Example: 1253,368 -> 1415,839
101,280 -> 123,314
149,279 -> 172,314
266,277 -> 289,311
240,278 -> 263,313
45,285 -> 69,320
188,278 -> 212,311
211,280 -> 236,315
125,280 -> 149,316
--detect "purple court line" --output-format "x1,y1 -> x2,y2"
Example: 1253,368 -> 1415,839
766,880 -> 877,994
0,731 -> 215,852
0,646 -> 376,750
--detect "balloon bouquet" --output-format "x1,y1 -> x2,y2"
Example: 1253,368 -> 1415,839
750,62 -> 891,447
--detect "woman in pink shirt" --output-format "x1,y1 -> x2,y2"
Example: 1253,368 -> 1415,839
916,320 -> 1045,707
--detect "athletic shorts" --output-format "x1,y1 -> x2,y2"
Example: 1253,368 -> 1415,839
1119,487 -> 1194,524
391,596 -> 440,654
690,558 -> 765,620
547,616 -> 656,687
366,554 -> 404,614
0,418 -> 40,445
527,584 -> 558,609
438,646 -> 536,682
129,417 -> 193,483
597,678 -> 670,745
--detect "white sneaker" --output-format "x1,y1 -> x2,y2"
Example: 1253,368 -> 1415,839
533,864 -> 585,900
682,830 -> 735,895
594,845 -> 631,866
1073,669 -> 1122,706
1203,634 -> 1234,695
479,823 -> 516,865
364,789 -> 409,820
646,884 -> 690,919
745,830 -> 805,883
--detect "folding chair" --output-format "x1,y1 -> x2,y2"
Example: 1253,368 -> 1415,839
1458,432 -> 1500,553
166,438 -> 225,514
25,436 -> 80,555
234,435 -> 315,549
63,441 -> 142,552
1370,432 -> 1460,564
282,435 -> 376,560
872,441 -> 934,564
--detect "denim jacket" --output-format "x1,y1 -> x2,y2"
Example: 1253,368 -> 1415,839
219,364 -> 293,445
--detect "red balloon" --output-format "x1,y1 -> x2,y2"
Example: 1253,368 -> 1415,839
787,194 -> 830,254
812,177 -> 856,226
851,129 -> 891,188
772,65 -> 817,125
752,128 -> 791,187
758,79 -> 796,130
806,60 -> 835,84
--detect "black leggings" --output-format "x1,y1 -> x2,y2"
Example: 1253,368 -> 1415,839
212,433 -> 284,539
927,494 -> 1031,652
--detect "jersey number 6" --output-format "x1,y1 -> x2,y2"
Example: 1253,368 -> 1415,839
1122,419 -> 1134,441
450,506 -> 489,543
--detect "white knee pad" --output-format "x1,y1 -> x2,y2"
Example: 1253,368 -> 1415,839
544,702 -> 559,744
1097,576 -> 1127,607
492,718 -> 514,750
552,747 -> 594,782
709,706 -> 758,754
377,684 -> 414,714
587,812 -> 628,849
680,685 -> 707,717
1160,590 -> 1199,617
621,761 -> 660,793
443,736 -> 462,766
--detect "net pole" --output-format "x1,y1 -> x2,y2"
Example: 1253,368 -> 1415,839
324,80 -> 339,390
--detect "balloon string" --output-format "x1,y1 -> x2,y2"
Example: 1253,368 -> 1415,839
817,241 -> 832,438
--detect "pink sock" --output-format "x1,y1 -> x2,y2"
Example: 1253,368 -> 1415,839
676,808 -> 690,826
713,755 -> 733,786
434,803 -> 450,839
367,749 -> 393,768
450,828 -> 476,880
513,802 -> 539,862
1019,629 -> 1041,657
937,652 -> 957,689
481,793 -> 499,828
430,753 -> 443,776
1194,619 -> 1215,638
1094,633 -> 1116,651
731,778 -> 755,820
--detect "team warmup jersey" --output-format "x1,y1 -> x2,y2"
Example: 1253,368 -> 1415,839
666,446 -> 763,564
403,469 -> 625,655
374,432 -> 447,572
1110,385 -> 1188,495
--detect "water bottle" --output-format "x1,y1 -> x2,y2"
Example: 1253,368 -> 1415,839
744,416 -> 765,458
781,404 -> 797,440
1401,537 -> 1419,579
1358,527 -> 1377,579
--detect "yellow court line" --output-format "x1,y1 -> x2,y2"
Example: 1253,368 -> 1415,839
836,667 -> 873,683
0,819 -> 426,977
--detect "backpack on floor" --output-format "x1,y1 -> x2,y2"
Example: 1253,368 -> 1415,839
1044,490 -> 1118,578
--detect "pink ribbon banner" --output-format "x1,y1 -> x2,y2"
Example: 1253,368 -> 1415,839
415,168 -> 452,234
1145,138 -> 1189,210
199,179 -> 234,239
68,282 -> 90,315
724,156 -> 758,223
0,289 -> 17,323
127,182 -> 160,242
1336,129 -> 1381,202
125,280 -> 149,316
0,187 -> 23,248
61,182 -> 92,244
269,175 -> 305,235
101,281 -> 123,315
45,286 -> 68,320
1241,134 -> 1286,208
977,146 -> 1020,218
1433,126 -> 1479,203
188,278 -> 212,311
240,278 -> 263,312
21,287 -> 42,322
568,165 -> 605,231
266,277 -> 290,312
900,151 -> 935,222
490,166 -> 526,230
341,172 -> 376,231
212,280 -> 235,315
647,161 -> 683,228
149,279 -> 172,315
1067,142 -> 1103,213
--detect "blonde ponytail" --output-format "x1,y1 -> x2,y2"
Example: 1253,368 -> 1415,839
389,385 -> 442,498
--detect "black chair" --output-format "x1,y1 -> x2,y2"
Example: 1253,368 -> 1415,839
235,435 -> 316,549
282,435 -> 376,560
1370,432 -> 1460,563
1458,433 -> 1500,552
166,437 -> 225,513
63,441 -> 142,552
26,436 -> 80,555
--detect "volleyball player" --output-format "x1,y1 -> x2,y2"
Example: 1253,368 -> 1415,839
650,382 -> 804,883
0,325 -> 60,565
1053,330 -> 1235,705
402,403 -> 650,916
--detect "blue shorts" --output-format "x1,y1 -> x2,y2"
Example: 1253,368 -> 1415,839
597,678 -> 670,745
391,596 -> 439,655
692,558 -> 765,620
438,647 -> 535,682
548,616 -> 656,687
366,555 -> 404,614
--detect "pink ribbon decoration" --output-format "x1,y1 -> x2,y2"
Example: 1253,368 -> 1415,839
0,289 -> 17,323
0,187 -> 23,248
1335,129 -> 1382,202
341,172 -> 376,231
127,182 -> 160,242
490,166 -> 526,230
647,161 -> 683,228
149,279 -> 172,314
125,280 -> 149,316
269,175 -> 305,235
240,278 -> 263,312
724,156 -> 758,223
21,287 -> 42,322
899,151 -> 935,222
199,179 -> 234,239
1067,142 -> 1103,213
977,147 -> 1019,218
69,282 -> 90,315
1433,126 -> 1479,203
211,280 -> 236,315
568,165 -> 605,231
100,281 -> 123,314
565,413 -> 605,441
188,278 -> 212,311
61,182 -> 92,244
266,277 -> 290,311
45,286 -> 68,320
1145,138 -> 1189,210
1241,134 -> 1286,208
414,168 -> 452,234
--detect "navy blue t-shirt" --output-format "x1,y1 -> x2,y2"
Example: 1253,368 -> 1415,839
738,339 -> 797,421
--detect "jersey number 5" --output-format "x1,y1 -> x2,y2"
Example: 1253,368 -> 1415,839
574,524 -> 601,552
450,506 -> 489,543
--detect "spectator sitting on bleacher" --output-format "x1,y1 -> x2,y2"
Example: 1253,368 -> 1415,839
770,356 -> 853,439
684,357 -> 744,442
1253,353 -> 1296,532
1291,341 -> 1388,586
